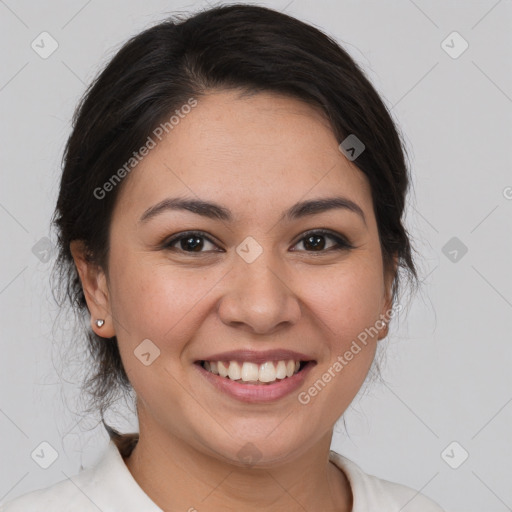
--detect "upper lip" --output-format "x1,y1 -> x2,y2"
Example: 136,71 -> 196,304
196,349 -> 315,365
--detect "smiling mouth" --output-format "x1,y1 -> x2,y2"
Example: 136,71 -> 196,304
195,359 -> 312,385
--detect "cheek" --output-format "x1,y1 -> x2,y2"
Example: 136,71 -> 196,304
108,253 -> 206,339
296,266 -> 383,416
306,262 -> 385,340
107,256 -> 202,397
108,246 -> 384,350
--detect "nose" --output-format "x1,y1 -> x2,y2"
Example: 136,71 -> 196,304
217,250 -> 302,335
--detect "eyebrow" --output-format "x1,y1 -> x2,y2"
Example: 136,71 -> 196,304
139,196 -> 366,225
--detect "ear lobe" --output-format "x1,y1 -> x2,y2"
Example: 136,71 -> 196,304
70,240 -> 115,338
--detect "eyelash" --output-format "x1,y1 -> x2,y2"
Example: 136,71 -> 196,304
161,229 -> 354,254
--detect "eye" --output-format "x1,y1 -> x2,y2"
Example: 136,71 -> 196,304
291,229 -> 353,252
162,229 -> 353,254
162,231 -> 221,253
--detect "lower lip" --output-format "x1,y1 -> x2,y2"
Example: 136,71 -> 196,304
194,362 -> 316,403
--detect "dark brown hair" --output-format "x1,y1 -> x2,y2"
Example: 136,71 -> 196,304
52,4 -> 419,420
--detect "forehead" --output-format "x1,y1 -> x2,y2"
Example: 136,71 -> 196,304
115,90 -> 373,221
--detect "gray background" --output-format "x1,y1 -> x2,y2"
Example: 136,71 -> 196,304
1,1 -> 511,511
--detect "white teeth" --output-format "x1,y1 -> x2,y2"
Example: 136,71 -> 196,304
241,362 -> 259,382
202,359 -> 304,384
228,361 -> 241,380
275,360 -> 287,379
218,361 -> 228,377
259,361 -> 276,383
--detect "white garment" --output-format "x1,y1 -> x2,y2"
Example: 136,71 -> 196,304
1,439 -> 446,511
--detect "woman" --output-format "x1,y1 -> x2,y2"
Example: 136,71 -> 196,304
1,4 -> 447,511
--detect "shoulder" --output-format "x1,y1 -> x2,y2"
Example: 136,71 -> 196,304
0,465 -> 100,512
329,450 -> 447,512
0,435 -> 156,512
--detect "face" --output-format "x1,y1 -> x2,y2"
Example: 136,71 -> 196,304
76,90 -> 395,466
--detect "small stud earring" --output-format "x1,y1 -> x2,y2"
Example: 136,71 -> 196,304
95,319 -> 105,328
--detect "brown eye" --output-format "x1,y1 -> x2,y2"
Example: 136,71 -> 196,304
162,229 -> 353,255
163,231 -> 220,253
292,230 -> 353,252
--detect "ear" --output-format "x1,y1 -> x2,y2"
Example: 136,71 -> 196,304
70,240 -> 116,338
378,252 -> 398,340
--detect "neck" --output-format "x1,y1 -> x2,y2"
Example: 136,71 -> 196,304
122,423 -> 352,511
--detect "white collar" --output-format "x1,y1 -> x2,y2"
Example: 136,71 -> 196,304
72,439 -> 162,510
